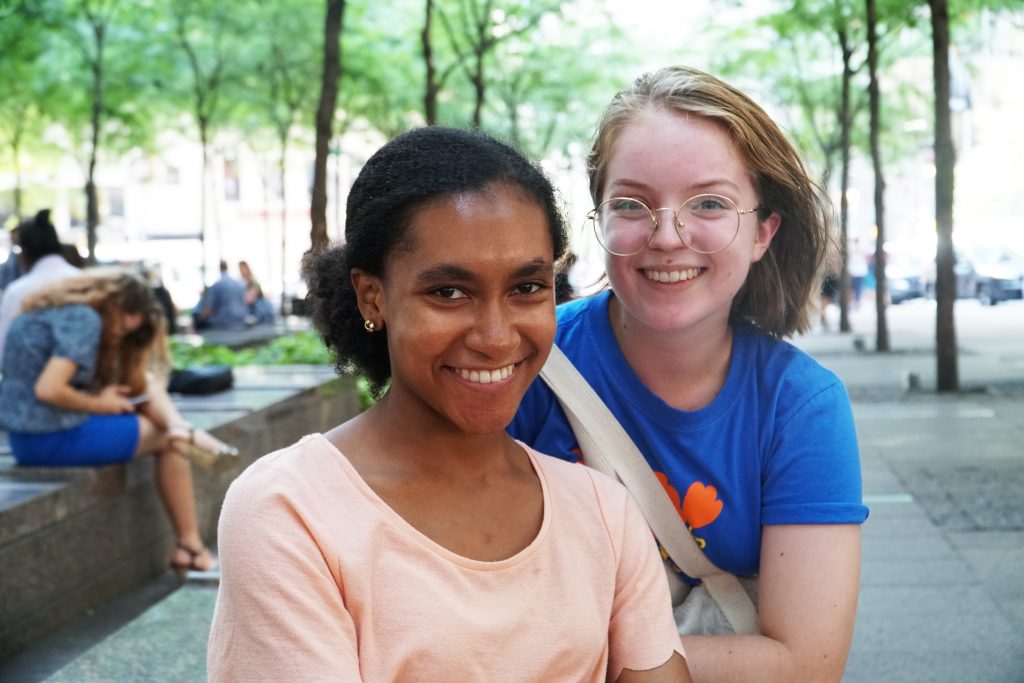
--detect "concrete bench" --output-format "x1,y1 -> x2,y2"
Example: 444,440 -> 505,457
0,365 -> 363,661
185,315 -> 312,350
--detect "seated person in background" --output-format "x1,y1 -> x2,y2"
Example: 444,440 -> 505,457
238,260 -> 274,325
0,215 -> 25,292
193,260 -> 247,330
0,270 -> 237,574
0,210 -> 81,362
207,127 -> 689,682
146,264 -> 178,335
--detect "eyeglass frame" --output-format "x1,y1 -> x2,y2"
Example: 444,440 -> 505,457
586,193 -> 764,256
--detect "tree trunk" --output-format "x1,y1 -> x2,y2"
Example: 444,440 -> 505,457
422,0 -> 437,125
279,133 -> 288,311
838,25 -> 854,334
930,0 -> 959,391
471,50 -> 485,128
12,130 -> 23,219
199,121 -> 209,285
866,0 -> 890,352
310,0 -> 346,254
85,21 -> 105,266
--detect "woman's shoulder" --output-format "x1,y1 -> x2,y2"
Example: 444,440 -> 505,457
526,445 -> 633,516
738,324 -> 843,390
15,304 -> 100,337
225,434 -> 341,508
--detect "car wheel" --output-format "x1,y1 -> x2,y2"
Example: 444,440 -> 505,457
978,287 -> 995,306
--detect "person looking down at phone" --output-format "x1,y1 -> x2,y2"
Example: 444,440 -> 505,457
0,270 -> 237,575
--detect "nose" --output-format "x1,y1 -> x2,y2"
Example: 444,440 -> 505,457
465,300 -> 519,356
647,207 -> 687,251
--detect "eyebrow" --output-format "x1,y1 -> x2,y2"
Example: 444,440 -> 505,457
609,178 -> 742,195
413,258 -> 553,284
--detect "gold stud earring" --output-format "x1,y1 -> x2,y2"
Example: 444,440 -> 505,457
363,320 -> 376,332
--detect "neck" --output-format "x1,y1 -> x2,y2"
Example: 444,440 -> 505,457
608,295 -> 734,411
339,393 -> 522,481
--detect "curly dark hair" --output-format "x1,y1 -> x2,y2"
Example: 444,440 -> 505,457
302,126 -> 568,397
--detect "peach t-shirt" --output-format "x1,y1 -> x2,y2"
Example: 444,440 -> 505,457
207,434 -> 683,682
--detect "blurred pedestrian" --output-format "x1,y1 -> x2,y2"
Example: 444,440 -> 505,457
0,210 -> 81,362
238,260 -> 274,325
847,236 -> 869,308
0,215 -> 25,292
193,260 -> 247,330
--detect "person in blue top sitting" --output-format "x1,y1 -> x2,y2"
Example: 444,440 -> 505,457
0,270 -> 236,574
194,260 -> 248,330
509,66 -> 869,682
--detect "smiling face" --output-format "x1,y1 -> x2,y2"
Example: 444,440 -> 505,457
601,108 -> 779,336
353,183 -> 556,436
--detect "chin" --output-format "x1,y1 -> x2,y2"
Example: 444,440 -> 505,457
449,409 -> 519,436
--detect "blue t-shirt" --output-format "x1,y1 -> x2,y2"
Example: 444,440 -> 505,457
203,274 -> 248,330
0,304 -> 101,433
509,290 -> 869,578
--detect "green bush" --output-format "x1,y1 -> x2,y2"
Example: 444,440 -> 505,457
170,331 -> 377,409
169,330 -> 332,368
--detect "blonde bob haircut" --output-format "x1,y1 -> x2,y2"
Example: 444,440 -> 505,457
22,269 -> 170,395
587,65 -> 834,338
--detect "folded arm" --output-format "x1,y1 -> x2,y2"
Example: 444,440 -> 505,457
680,524 -> 861,683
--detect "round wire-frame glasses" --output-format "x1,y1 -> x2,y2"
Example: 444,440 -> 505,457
587,194 -> 762,256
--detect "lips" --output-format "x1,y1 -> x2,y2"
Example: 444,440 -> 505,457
644,267 -> 702,283
454,363 -> 515,384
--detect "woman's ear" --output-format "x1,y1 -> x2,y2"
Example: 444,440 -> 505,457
751,212 -> 781,263
351,268 -> 385,328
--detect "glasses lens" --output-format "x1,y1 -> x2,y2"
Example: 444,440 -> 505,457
593,198 -> 653,256
678,194 -> 740,254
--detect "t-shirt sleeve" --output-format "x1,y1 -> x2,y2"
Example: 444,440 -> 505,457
598,473 -> 686,679
51,307 -> 101,371
207,467 -> 361,682
762,379 -> 868,524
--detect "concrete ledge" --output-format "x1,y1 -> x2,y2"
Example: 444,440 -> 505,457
0,365 -> 363,660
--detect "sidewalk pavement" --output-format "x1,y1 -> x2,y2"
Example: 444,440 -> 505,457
7,299 -> 1024,682
794,300 -> 1024,682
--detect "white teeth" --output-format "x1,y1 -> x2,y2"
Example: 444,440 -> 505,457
457,364 -> 514,384
645,268 -> 700,283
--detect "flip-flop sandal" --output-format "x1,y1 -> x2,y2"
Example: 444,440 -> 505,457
170,426 -> 240,471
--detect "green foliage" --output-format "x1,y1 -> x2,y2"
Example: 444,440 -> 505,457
169,330 -> 378,409
169,329 -> 332,368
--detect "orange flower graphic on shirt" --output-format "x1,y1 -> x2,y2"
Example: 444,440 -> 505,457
655,472 -> 723,549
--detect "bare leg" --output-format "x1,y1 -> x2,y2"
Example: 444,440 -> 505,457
136,416 -> 215,571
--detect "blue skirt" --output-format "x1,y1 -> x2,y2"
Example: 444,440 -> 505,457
10,414 -> 140,467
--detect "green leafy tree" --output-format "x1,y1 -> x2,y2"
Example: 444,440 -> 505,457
51,0 -> 161,262
0,3 -> 55,218
238,0 -> 320,299
435,0 -> 562,128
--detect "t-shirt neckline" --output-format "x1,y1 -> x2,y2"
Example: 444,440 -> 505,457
312,434 -> 552,571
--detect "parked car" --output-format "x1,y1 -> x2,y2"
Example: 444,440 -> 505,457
969,246 -> 1024,305
925,246 -> 1024,305
884,249 -> 927,304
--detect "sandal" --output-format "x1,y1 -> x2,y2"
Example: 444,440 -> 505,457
170,542 -> 217,580
170,426 -> 239,471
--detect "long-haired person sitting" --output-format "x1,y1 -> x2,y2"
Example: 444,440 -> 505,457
0,271 -> 236,574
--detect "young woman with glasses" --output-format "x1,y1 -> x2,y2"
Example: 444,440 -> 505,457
207,127 -> 689,682
510,66 -> 868,681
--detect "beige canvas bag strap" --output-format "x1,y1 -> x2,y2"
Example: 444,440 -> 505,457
539,344 -> 758,635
